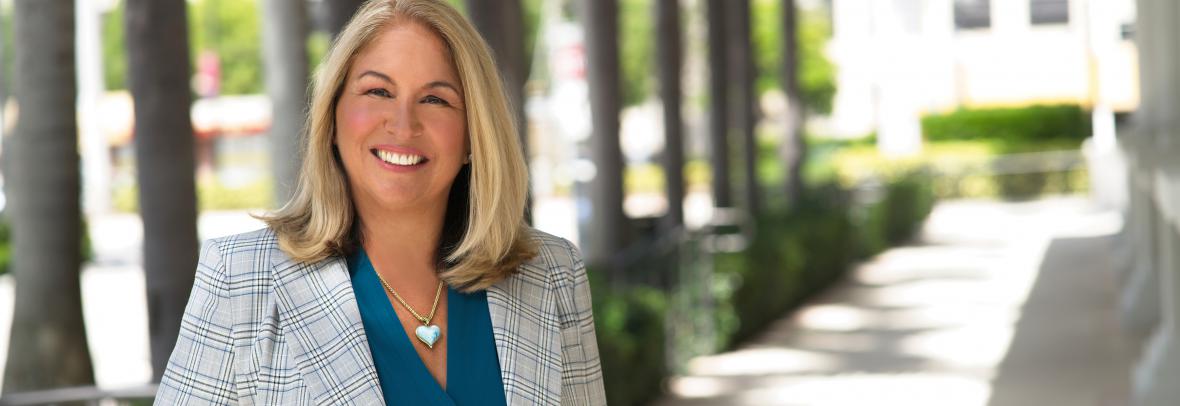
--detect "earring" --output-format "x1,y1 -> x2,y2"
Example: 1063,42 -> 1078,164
465,153 -> 472,164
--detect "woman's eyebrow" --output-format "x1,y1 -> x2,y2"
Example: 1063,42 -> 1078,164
426,80 -> 461,94
358,70 -> 394,84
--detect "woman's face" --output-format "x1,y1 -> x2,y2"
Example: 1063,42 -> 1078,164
335,20 -> 468,217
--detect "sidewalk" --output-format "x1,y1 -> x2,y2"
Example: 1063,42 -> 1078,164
656,197 -> 1135,406
0,210 -> 267,391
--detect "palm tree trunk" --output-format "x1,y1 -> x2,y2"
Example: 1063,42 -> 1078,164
578,0 -> 626,271
706,0 -> 731,209
261,0 -> 310,206
125,0 -> 200,382
657,0 -> 684,229
325,0 -> 366,39
728,0 -> 758,215
465,0 -> 532,221
3,0 -> 95,391
781,0 -> 806,206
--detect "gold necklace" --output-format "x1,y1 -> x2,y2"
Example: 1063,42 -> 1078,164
374,271 -> 444,349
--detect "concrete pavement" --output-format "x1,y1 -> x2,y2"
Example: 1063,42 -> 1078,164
657,197 -> 1136,406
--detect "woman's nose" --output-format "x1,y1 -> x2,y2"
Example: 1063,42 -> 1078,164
383,100 -> 421,137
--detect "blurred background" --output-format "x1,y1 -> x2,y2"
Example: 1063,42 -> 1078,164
0,0 -> 1167,404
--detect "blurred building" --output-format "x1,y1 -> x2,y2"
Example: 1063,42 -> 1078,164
1119,0 -> 1180,403
826,0 -> 1138,155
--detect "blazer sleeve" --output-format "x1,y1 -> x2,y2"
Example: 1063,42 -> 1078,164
556,239 -> 608,405
155,239 -> 239,405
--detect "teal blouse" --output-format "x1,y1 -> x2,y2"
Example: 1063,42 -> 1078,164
347,249 -> 507,406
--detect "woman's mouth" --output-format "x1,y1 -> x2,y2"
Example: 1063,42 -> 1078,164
372,148 -> 428,167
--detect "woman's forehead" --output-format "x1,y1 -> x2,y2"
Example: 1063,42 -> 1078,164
350,20 -> 459,82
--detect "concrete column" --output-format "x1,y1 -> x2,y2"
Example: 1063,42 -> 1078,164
1120,164 -> 1161,336
1127,1 -> 1180,402
1132,168 -> 1180,405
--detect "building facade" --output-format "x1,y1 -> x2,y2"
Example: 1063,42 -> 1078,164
1119,0 -> 1180,403
826,0 -> 1138,154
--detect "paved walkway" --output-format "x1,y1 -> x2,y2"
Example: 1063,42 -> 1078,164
0,211 -> 268,391
657,197 -> 1137,406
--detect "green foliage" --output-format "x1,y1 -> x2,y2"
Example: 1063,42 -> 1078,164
0,216 -> 9,276
189,0 -> 263,95
712,175 -> 934,348
101,0 -> 263,95
752,0 -> 837,114
308,31 -> 331,73
522,0 -> 543,79
590,271 -> 667,406
102,3 -> 127,90
819,139 -> 1089,200
921,104 -> 1092,147
0,3 -> 11,98
619,0 -> 654,107
114,177 -> 274,212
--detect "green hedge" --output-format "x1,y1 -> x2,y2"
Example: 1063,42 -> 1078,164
589,174 -> 935,405
590,273 -> 667,406
714,173 -> 935,349
921,104 -> 1091,148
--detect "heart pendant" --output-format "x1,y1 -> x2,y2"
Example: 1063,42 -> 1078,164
415,324 -> 441,349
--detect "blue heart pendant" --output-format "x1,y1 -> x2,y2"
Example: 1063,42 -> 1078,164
415,324 -> 441,349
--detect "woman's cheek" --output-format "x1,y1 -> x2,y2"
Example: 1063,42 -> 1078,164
338,100 -> 382,138
424,110 -> 467,147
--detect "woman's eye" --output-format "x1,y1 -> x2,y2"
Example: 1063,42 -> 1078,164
365,88 -> 392,98
422,95 -> 450,106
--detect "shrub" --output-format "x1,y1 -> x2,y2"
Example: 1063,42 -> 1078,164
589,176 -> 935,403
921,104 -> 1091,147
590,272 -> 667,406
713,175 -> 933,349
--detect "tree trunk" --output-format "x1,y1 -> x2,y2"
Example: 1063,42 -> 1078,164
465,0 -> 532,221
578,0 -> 626,270
325,0 -> 366,39
781,0 -> 806,206
261,0 -> 310,206
3,0 -> 95,392
657,0 -> 684,229
706,0 -> 731,209
125,0 -> 200,382
728,0 -> 758,215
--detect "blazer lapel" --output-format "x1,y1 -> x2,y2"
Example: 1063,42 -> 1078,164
271,252 -> 385,405
487,261 -> 565,405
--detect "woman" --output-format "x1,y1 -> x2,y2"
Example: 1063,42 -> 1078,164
155,0 -> 606,404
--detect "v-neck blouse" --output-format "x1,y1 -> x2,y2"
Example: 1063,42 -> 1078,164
347,249 -> 507,406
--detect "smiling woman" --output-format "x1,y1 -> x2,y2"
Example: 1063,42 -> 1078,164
153,1 -> 606,405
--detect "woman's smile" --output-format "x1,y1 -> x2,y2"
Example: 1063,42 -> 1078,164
371,145 -> 430,172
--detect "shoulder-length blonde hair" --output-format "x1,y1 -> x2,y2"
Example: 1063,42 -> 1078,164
261,0 -> 536,291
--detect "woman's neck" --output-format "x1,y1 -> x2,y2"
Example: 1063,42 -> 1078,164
357,201 -> 448,276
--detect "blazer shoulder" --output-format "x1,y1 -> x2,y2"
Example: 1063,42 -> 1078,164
206,227 -> 281,256
199,227 -> 285,281
522,227 -> 583,273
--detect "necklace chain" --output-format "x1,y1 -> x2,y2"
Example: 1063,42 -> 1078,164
374,271 -> 444,326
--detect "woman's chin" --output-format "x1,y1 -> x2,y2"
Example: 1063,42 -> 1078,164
367,187 -> 446,213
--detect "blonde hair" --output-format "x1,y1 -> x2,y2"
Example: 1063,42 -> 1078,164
261,0 -> 536,291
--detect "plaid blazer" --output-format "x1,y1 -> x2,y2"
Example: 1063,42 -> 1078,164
155,227 -> 606,405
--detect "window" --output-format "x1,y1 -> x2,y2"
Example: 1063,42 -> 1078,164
893,0 -> 922,35
954,0 -> 991,30
1030,0 -> 1069,25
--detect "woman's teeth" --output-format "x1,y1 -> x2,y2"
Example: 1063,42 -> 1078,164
376,150 -> 424,166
